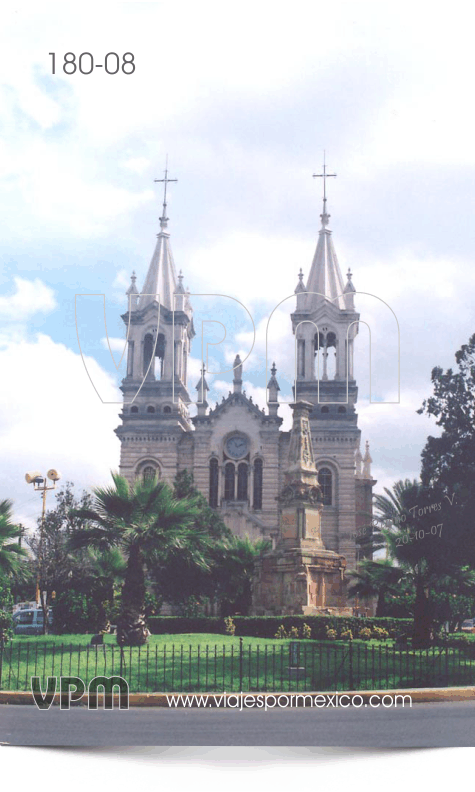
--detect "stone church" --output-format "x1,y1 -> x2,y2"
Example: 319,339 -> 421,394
115,181 -> 375,609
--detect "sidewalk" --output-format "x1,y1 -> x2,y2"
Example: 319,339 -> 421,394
1,686 -> 474,706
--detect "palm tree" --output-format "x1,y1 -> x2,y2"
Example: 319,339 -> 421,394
71,473 -> 210,646
347,559 -> 404,616
372,479 -> 446,646
0,499 -> 27,578
215,535 -> 271,616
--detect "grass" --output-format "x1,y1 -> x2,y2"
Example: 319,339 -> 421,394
3,633 -> 475,693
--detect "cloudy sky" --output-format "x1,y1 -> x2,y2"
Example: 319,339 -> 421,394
0,3 -> 475,525
1,1 -> 474,527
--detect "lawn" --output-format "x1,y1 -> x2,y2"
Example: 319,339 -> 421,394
2,633 -> 475,693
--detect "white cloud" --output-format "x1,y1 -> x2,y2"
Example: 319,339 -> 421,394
0,333 -> 121,527
100,336 -> 126,353
112,269 -> 130,293
120,157 -> 151,175
186,231 -> 309,309
0,277 -> 56,320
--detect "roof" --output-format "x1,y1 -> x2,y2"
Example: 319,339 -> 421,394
138,212 -> 177,311
305,207 -> 347,311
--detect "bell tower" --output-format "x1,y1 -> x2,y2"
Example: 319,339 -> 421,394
290,159 -> 369,569
116,165 -> 195,483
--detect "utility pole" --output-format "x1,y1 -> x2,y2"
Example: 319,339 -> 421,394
25,469 -> 61,634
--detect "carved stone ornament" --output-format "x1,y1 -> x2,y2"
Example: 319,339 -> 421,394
279,481 -> 322,505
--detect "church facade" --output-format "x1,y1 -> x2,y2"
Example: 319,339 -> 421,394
115,186 -> 375,576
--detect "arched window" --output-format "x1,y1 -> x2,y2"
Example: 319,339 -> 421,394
147,405 -> 155,413
209,458 -> 219,508
143,332 -> 166,380
143,334 -> 154,377
130,405 -> 139,413
326,332 -> 337,379
183,347 -> 188,384
224,462 -> 235,501
142,465 -> 157,483
338,406 -> 346,413
237,463 -> 248,501
155,333 -> 165,360
127,340 -> 134,377
321,406 -> 329,413
314,332 -> 325,352
253,458 -> 263,510
163,405 -> 172,414
318,467 -> 332,505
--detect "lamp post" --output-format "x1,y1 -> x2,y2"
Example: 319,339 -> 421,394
25,469 -> 61,635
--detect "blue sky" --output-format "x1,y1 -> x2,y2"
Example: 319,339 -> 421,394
1,1 -> 475,527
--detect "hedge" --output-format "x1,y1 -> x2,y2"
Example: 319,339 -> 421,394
436,632 -> 475,649
147,617 -> 223,635
146,615 -> 412,640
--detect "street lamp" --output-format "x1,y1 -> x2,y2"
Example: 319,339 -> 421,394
25,468 -> 61,634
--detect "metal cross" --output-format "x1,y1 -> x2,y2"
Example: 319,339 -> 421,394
154,155 -> 178,210
312,151 -> 336,205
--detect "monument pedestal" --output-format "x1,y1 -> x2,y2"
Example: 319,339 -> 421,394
251,544 -> 348,616
250,401 -> 349,617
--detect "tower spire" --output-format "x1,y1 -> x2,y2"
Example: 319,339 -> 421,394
305,155 -> 346,309
195,362 -> 209,414
313,151 -> 336,228
126,270 -> 139,310
154,155 -> 178,231
139,159 -> 179,311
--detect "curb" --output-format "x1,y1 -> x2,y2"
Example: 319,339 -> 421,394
1,687 -> 474,707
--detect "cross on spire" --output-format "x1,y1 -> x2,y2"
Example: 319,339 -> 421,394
313,151 -> 336,225
154,155 -> 178,227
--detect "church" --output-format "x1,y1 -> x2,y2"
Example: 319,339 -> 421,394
115,169 -> 375,612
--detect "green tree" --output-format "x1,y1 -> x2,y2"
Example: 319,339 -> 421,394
429,568 -> 475,632
417,332 -> 475,569
0,500 -> 27,578
71,473 -> 210,646
347,559 -> 404,616
370,479 -> 455,646
52,548 -> 127,634
173,470 -> 232,541
26,482 -> 94,633
214,535 -> 271,616
150,471 -> 232,613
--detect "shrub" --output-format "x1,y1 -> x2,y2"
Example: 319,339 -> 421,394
52,591 -> 104,634
146,615 -> 413,639
359,627 -> 372,640
439,633 -> 475,649
340,629 -> 353,641
0,609 -> 12,642
301,623 -> 312,639
224,616 -> 236,636
180,595 -> 203,618
288,626 -> 300,639
372,627 -> 389,641
274,625 -> 288,639
325,628 -> 337,640
147,616 -> 223,635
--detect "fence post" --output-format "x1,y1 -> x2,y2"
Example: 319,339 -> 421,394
0,631 -> 4,690
349,639 -> 354,690
239,637 -> 243,692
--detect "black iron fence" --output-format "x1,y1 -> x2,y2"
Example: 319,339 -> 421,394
1,638 -> 475,693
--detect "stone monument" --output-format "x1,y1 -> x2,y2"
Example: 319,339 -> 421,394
250,401 -> 350,616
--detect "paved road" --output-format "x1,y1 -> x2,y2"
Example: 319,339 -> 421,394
1,701 -> 475,746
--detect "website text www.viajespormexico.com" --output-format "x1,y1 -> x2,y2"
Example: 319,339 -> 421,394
166,692 -> 412,710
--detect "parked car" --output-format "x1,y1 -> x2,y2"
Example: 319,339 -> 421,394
461,618 -> 475,633
13,608 -> 53,636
